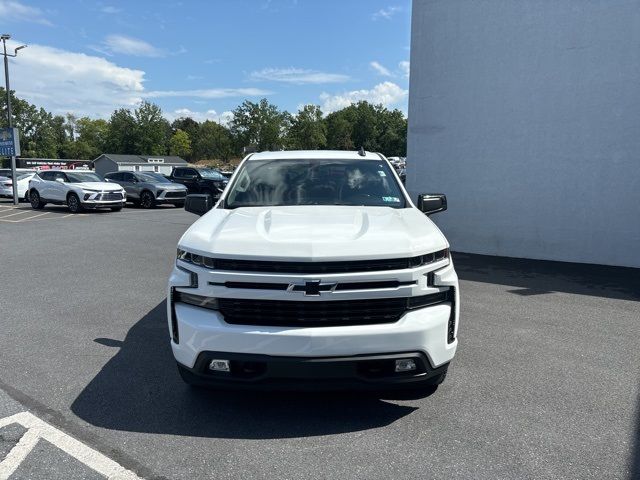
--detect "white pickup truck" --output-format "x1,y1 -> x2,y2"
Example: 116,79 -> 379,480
168,150 -> 459,391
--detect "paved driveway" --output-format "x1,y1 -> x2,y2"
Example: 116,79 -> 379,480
0,201 -> 638,479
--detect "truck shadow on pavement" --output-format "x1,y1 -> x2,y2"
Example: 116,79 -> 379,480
71,301 -> 421,439
454,252 -> 640,301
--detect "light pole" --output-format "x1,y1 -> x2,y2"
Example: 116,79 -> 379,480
2,34 -> 27,205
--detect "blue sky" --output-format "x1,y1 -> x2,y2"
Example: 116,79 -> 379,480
1,0 -> 411,122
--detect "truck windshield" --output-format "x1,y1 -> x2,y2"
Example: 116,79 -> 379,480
225,159 -> 406,209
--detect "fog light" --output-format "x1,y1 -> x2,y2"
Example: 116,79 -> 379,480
395,359 -> 417,372
209,359 -> 230,372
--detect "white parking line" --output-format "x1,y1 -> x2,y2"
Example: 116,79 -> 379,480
0,412 -> 142,479
0,210 -> 38,219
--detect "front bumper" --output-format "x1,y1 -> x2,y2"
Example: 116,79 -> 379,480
168,260 -> 460,387
156,190 -> 187,203
178,351 -> 449,390
81,200 -> 125,209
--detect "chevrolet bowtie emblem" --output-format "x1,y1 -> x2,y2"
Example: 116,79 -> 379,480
287,280 -> 338,296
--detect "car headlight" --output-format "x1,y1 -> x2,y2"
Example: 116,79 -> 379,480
177,248 -> 215,268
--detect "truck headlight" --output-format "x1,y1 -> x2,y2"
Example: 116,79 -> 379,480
177,248 -> 215,269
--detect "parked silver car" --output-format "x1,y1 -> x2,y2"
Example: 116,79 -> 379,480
104,171 -> 187,208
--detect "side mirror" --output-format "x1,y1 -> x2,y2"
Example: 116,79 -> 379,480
417,193 -> 447,215
185,194 -> 213,216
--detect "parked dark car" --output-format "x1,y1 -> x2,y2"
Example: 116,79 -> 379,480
168,167 -> 229,199
104,171 -> 188,208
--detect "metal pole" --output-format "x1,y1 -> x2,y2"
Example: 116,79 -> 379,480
3,37 -> 18,205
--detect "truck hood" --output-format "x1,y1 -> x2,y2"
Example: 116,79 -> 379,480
179,206 -> 448,261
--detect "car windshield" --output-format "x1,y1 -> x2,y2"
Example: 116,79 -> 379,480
198,169 -> 226,180
225,159 -> 406,209
65,172 -> 102,183
137,173 -> 171,183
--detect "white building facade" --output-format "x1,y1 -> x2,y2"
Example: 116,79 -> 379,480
406,0 -> 640,268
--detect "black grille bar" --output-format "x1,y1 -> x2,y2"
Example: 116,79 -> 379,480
208,280 -> 417,292
180,248 -> 450,274
216,289 -> 452,327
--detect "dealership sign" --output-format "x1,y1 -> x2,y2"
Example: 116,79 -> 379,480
0,128 -> 21,156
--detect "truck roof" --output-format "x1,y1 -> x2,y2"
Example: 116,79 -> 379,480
246,150 -> 384,161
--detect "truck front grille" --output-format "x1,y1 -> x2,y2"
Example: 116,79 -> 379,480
217,289 -> 452,327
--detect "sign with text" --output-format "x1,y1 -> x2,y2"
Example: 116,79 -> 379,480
0,128 -> 21,156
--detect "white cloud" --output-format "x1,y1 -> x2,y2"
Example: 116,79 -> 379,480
101,6 -> 120,14
0,0 -> 52,25
319,81 -> 408,113
144,88 -> 271,99
167,108 -> 233,126
370,61 -> 392,77
102,34 -> 164,57
7,39 -> 144,117
372,6 -> 402,21
399,60 -> 410,78
249,67 -> 350,84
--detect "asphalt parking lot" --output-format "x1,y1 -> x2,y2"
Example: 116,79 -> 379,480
0,197 -> 638,479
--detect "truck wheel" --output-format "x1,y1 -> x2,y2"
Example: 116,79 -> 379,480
30,190 -> 46,210
67,193 -> 83,213
140,191 -> 156,209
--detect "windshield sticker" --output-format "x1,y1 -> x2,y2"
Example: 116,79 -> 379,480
382,196 -> 400,203
378,170 -> 387,177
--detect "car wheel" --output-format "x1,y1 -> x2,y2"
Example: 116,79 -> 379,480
29,190 -> 46,210
140,191 -> 156,209
22,191 -> 29,202
67,193 -> 82,213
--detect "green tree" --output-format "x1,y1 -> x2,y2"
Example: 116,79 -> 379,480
230,98 -> 290,152
75,117 -> 109,159
193,120 -> 233,161
171,117 -> 200,143
106,108 -> 137,153
169,129 -> 192,157
288,105 -> 326,150
133,101 -> 170,155
323,101 -> 407,155
325,113 -> 354,150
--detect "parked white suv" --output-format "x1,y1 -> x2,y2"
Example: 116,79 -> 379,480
168,150 -> 459,391
29,170 -> 126,213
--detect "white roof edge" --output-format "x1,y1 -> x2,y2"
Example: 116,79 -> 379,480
247,150 -> 384,161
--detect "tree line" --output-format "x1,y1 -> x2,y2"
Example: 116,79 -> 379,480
0,88 -> 407,163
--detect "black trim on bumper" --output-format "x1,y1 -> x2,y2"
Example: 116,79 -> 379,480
81,201 -> 125,209
178,351 -> 449,390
